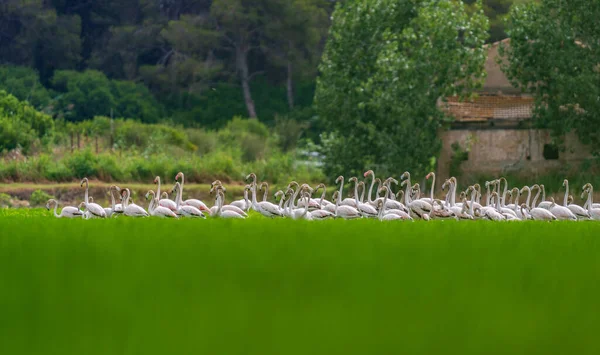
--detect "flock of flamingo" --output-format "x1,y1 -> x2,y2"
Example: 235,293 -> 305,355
45,171 -> 600,221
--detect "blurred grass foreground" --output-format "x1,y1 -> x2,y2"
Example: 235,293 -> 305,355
1,215 -> 600,354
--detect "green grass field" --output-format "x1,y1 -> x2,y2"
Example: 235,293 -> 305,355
2,209 -> 600,354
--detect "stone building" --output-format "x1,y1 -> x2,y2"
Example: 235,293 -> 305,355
436,38 -> 590,180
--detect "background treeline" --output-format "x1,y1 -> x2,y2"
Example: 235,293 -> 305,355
0,0 -> 517,129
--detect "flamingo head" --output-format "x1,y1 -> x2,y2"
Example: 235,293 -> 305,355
568,195 -> 573,204
80,178 -> 88,187
363,170 -> 374,178
315,183 -> 325,191
335,176 -> 343,184
175,172 -> 183,181
348,177 -> 358,183
79,202 -> 86,209
441,179 -> 449,191
274,190 -> 284,199
400,171 -> 409,180
145,190 -> 153,200
245,173 -> 256,182
378,186 -> 388,196
244,184 -> 252,191
153,176 -> 159,184
582,183 -> 591,191
426,172 -> 432,179
332,191 -> 339,201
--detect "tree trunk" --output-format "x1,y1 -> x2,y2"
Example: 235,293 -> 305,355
286,59 -> 294,110
236,45 -> 257,119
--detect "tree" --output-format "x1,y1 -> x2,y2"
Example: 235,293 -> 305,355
264,0 -> 329,109
210,0 -> 270,118
500,0 -> 600,155
315,0 -> 489,179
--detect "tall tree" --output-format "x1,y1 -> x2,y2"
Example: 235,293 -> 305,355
265,0 -> 329,109
315,0 -> 489,179
210,0 -> 269,118
501,0 -> 600,155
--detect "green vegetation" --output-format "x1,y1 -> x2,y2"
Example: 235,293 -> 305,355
315,0 -> 489,180
0,110 -> 323,184
501,0 -> 600,156
1,214 -> 600,354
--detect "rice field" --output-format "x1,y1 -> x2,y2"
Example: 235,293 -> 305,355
1,209 -> 600,354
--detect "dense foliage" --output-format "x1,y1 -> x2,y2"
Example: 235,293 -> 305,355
315,0 -> 489,179
0,91 -> 54,153
501,0 -> 600,156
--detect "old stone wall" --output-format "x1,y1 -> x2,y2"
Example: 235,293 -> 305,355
436,129 -> 590,180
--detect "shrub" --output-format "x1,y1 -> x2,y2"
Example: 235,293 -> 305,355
0,65 -> 52,109
0,91 -> 55,153
30,189 -> 54,207
65,149 -> 98,178
186,128 -> 217,155
0,193 -> 11,207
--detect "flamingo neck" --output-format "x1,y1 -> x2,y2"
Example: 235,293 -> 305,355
337,178 -> 344,205
564,182 -> 569,206
404,178 -> 411,205
367,174 -> 375,204
84,181 -> 89,207
52,201 -> 61,218
319,187 -> 326,208
532,188 -> 540,208
174,184 -> 182,209
379,190 -> 388,220
469,190 -> 476,216
353,181 -> 359,205
430,174 -> 435,201
110,189 -> 116,210
501,180 -> 508,206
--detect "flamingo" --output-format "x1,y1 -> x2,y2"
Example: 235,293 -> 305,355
562,179 -> 589,219
80,178 -> 106,218
172,182 -> 205,218
581,184 -> 600,220
104,185 -> 123,217
230,185 -> 252,212
174,172 -> 211,213
377,186 -> 412,220
548,196 -> 577,221
46,199 -> 83,218
246,173 -> 283,217
332,190 -> 361,219
154,176 -> 178,212
529,185 -> 557,221
349,177 -> 378,218
145,190 -> 178,218
536,184 -> 552,209
430,200 -> 457,220
400,172 -> 432,219
213,190 -> 245,219
120,188 -> 149,217
208,185 -> 249,217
